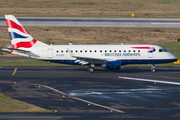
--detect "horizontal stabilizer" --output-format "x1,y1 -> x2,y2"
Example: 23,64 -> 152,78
2,48 -> 12,53
2,47 -> 39,57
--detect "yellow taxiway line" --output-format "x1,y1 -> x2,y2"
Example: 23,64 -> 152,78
12,68 -> 17,75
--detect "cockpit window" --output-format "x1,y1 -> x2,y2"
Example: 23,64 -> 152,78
163,49 -> 167,52
159,49 -> 168,52
159,49 -> 163,52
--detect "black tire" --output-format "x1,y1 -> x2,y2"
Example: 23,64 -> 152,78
88,67 -> 94,73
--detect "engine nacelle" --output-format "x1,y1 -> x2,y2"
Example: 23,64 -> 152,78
102,61 -> 121,70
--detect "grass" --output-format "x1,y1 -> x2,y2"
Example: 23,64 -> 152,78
1,27 -> 180,46
1,0 -> 180,18
0,26 -> 180,66
0,92 -> 50,112
0,59 -> 71,66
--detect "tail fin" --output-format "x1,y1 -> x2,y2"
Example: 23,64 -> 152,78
5,15 -> 47,50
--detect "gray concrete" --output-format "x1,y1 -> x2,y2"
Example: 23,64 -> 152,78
1,17 -> 180,28
0,66 -> 180,119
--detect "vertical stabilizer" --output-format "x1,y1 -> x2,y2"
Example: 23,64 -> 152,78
5,15 -> 48,50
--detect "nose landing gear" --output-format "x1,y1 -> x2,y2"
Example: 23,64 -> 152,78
151,67 -> 155,73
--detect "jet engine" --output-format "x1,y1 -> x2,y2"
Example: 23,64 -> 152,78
102,61 -> 121,70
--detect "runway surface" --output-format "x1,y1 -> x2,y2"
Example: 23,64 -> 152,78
1,17 -> 180,28
0,66 -> 180,119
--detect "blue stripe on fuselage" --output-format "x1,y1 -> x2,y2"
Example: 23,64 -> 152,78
41,59 -> 177,65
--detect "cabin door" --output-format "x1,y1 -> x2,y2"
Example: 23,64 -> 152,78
148,49 -> 153,58
47,49 -> 53,58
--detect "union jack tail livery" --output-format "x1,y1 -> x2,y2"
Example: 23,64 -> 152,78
5,15 -> 47,51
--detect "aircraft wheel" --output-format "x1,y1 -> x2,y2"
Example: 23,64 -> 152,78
152,69 -> 156,73
89,67 -> 94,73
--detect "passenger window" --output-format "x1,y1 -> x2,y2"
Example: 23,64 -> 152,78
90,50 -> 92,52
71,50 -> 73,53
114,50 -> 116,52
100,50 -> 102,52
66,50 -> 68,53
133,50 -> 135,52
105,50 -> 107,52
94,50 -> 96,52
138,50 -> 140,52
129,50 -> 131,52
109,50 -> 111,52
61,50 -> 63,53
76,50 -> 78,53
119,50 -> 121,52
124,50 -> 126,52
85,50 -> 87,52
80,50 -> 82,52
56,50 -> 59,53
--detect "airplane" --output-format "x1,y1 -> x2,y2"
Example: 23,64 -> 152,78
2,15 -> 178,73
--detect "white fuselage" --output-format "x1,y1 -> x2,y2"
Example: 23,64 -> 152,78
22,44 -> 177,65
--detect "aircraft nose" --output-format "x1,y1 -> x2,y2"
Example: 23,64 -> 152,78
172,55 -> 178,61
175,56 -> 178,61
168,52 -> 178,61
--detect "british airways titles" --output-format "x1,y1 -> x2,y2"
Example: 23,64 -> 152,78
105,53 -> 140,56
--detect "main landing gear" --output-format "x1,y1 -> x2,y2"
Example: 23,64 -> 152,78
88,64 -> 95,73
151,64 -> 157,73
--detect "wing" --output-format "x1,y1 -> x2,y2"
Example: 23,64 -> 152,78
74,56 -> 107,65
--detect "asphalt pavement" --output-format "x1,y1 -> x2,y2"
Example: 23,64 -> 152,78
1,17 -> 180,28
0,66 -> 180,119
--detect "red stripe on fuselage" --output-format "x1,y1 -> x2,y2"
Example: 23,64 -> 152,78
131,47 -> 155,49
12,39 -> 37,49
6,19 -> 30,35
